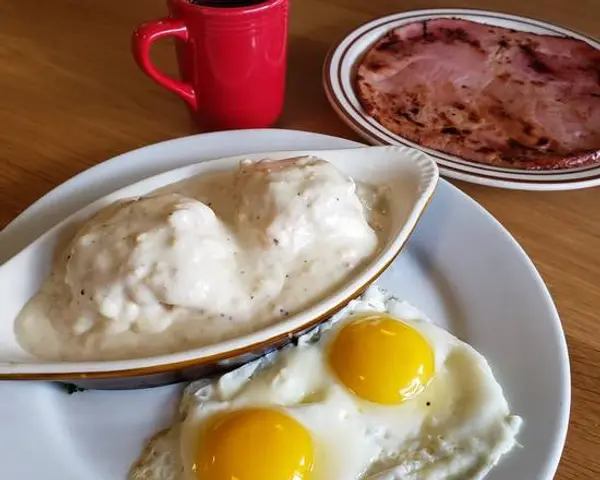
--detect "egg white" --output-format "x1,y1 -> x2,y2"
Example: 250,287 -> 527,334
129,285 -> 522,480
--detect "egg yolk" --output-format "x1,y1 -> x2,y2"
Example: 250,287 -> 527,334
328,314 -> 434,404
194,407 -> 314,480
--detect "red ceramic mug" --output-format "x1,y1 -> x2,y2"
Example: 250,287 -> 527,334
132,0 -> 288,131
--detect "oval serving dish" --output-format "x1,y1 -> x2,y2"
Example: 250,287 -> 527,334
0,145 -> 438,389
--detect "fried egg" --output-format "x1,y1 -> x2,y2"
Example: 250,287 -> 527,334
129,286 -> 522,480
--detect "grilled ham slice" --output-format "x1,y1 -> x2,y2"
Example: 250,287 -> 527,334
355,18 -> 600,170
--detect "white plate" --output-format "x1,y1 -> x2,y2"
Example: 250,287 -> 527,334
0,129 -> 569,479
323,8 -> 600,191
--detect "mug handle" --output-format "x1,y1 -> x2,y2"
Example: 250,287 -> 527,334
132,19 -> 198,110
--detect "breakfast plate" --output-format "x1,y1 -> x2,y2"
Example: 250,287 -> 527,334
0,129 -> 569,479
323,8 -> 600,191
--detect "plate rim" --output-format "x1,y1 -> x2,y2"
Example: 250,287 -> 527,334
0,129 -> 571,479
323,8 -> 600,191
438,175 -> 571,480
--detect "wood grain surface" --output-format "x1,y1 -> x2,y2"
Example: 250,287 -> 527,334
0,0 -> 598,478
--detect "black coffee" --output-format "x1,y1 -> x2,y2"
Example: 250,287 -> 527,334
189,0 -> 266,6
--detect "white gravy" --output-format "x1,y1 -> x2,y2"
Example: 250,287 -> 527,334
15,156 -> 388,361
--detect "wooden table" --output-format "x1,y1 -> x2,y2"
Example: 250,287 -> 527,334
1,0 -> 598,477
